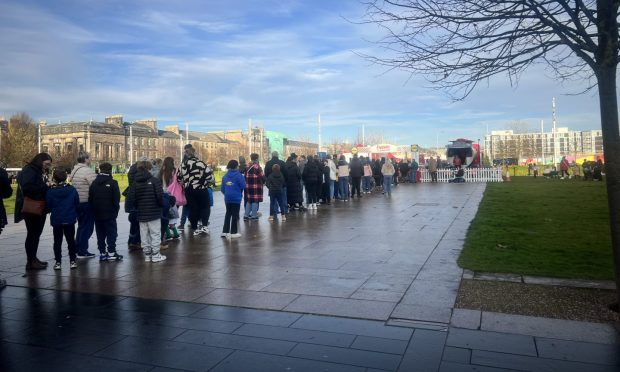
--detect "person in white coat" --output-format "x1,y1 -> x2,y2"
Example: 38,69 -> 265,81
69,151 -> 98,258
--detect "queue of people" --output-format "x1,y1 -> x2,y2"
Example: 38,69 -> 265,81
4,148 -> 426,274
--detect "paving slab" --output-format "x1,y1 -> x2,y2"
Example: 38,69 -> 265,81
284,295 -> 397,320
446,328 -> 537,356
471,349 -> 617,372
450,309 -> 481,330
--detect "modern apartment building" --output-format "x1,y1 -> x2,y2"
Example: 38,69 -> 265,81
484,127 -> 603,163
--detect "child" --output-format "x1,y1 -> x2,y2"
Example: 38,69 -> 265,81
220,160 -> 246,238
89,162 -> 123,262
266,164 -> 286,221
45,169 -> 79,270
130,160 -> 165,262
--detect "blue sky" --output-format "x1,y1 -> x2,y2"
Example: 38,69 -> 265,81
0,0 -> 604,148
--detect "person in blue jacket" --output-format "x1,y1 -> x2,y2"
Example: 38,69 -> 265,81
220,160 -> 246,239
45,169 -> 80,270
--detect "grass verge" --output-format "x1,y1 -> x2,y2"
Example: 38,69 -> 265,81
458,177 -> 614,280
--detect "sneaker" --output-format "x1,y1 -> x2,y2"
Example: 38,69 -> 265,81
281,215 -> 286,221
220,232 -> 228,237
243,216 -> 249,221
77,252 -> 96,259
256,212 -> 262,217
202,226 -> 210,234
229,233 -> 242,238
144,255 -> 152,262
99,253 -> 109,262
70,261 -> 78,269
268,215 -> 274,221
108,252 -> 123,261
193,228 -> 205,236
177,225 -> 185,231
151,254 -> 167,263
53,261 -> 61,270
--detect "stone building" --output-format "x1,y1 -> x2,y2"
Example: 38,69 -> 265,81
283,139 -> 319,157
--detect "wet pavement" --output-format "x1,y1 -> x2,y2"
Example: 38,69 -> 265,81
1,182 -> 618,371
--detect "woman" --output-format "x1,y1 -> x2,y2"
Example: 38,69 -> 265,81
243,153 -> 264,220
381,158 -> 395,196
15,153 -> 53,270
284,155 -> 304,211
302,156 -> 321,209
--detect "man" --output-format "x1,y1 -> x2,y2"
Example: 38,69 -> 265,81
70,151 -> 97,258
180,144 -> 214,235
429,156 -> 438,183
265,151 -> 288,214
126,158 -> 144,251
348,154 -> 363,198
326,154 -> 338,201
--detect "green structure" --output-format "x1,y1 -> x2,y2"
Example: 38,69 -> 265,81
265,131 -> 287,155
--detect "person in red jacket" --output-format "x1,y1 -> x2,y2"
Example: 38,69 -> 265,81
560,156 -> 570,179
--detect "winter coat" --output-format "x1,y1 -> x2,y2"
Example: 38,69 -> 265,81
133,171 -> 163,222
284,160 -> 303,204
363,164 -> 372,177
128,162 -> 138,186
0,168 -> 12,233
382,162 -> 395,176
181,156 -> 214,190
265,157 -> 287,180
371,161 -> 382,177
349,156 -> 363,177
245,162 -> 264,202
411,161 -> 419,172
428,158 -> 438,172
69,163 -> 97,203
322,163 -> 331,183
89,174 -> 121,221
327,159 -> 338,181
45,184 -> 79,226
15,163 -> 49,223
302,161 -> 321,185
399,162 -> 410,176
337,160 -> 350,177
266,172 -> 286,196
560,159 -> 569,171
221,169 -> 246,204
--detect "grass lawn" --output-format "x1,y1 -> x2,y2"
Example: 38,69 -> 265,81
458,177 -> 614,281
2,171 -> 223,215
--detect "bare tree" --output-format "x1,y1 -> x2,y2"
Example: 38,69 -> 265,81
4,113 -> 38,167
362,0 -> 620,308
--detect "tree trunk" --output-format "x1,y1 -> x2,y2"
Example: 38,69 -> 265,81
596,0 -> 620,308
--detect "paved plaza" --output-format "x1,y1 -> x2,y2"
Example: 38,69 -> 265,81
1,183 -> 618,371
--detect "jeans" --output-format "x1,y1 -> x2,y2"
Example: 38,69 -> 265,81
431,171 -> 438,182
24,215 -> 46,261
75,202 -> 95,255
95,218 -> 118,254
244,201 -> 259,218
338,176 -> 349,199
180,205 -> 190,226
333,180 -> 339,199
330,180 -> 335,199
53,224 -> 76,262
128,211 -> 141,245
351,176 -> 361,197
410,170 -> 417,183
384,175 -> 393,194
282,187 -> 289,213
186,188 -> 210,229
362,176 -> 372,191
140,219 -> 161,257
270,192 -> 286,215
223,203 -> 241,234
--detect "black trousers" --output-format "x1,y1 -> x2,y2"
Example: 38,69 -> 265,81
223,203 -> 240,234
351,176 -> 362,197
95,219 -> 118,254
24,215 -> 46,261
305,183 -> 318,204
128,211 -> 141,244
186,188 -> 210,229
53,224 -> 77,262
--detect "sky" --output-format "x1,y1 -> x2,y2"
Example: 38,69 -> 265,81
0,0 -> 606,148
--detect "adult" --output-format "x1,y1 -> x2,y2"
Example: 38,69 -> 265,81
399,161 -> 410,183
337,155 -> 350,201
428,156 -> 438,183
382,158 -> 396,196
244,153 -> 265,219
284,154 -> 304,210
331,154 -> 340,200
560,156 -> 570,179
326,155 -> 338,199
126,158 -> 143,250
410,159 -> 419,184
180,144 -> 214,235
0,163 -> 12,288
15,153 -> 52,270
302,156 -> 321,209
265,151 -> 288,214
348,154 -> 363,198
362,158 -> 373,193
70,151 -> 97,258
372,159 -> 383,190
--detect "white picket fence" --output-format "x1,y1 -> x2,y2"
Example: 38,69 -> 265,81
419,168 -> 503,183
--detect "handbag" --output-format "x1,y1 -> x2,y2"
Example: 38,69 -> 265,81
167,169 -> 187,206
208,187 -> 214,207
22,197 -> 45,216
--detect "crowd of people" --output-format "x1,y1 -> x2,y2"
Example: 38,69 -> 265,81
0,146 -> 430,277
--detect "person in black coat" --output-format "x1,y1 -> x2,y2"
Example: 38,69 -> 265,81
0,164 -> 12,289
89,162 -> 122,261
16,153 -> 52,270
321,159 -> 332,205
349,154 -> 363,198
302,156 -> 321,209
265,152 -> 288,214
284,156 -> 304,210
126,159 -> 142,250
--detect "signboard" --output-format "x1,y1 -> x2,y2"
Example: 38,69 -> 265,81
351,147 -> 358,154
411,144 -> 418,152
